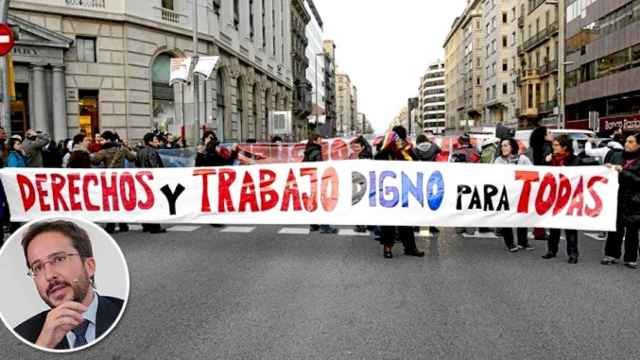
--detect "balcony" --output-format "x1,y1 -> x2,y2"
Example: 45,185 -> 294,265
518,16 -> 524,28
517,45 -> 524,56
521,107 -> 539,117
538,59 -> 558,77
521,68 -> 540,80
537,99 -> 557,114
522,21 -> 559,53
158,7 -> 182,24
65,0 -> 105,7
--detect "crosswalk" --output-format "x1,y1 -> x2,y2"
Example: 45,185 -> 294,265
110,224 -> 607,241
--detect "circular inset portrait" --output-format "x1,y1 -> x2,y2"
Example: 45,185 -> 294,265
0,216 -> 129,353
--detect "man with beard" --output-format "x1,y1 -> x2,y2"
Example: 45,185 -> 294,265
14,220 -> 124,350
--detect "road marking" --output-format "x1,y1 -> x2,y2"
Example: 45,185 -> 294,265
584,232 -> 607,241
279,227 -> 310,235
220,226 -> 256,233
338,229 -> 371,236
461,232 -> 499,239
127,224 -> 143,232
167,225 -> 201,232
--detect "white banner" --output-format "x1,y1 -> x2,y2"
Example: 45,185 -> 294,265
0,161 -> 619,231
193,56 -> 220,80
169,57 -> 192,84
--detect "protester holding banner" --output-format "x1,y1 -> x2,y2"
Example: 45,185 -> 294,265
136,133 -> 166,234
64,134 -> 92,169
542,135 -> 583,264
195,131 -> 239,167
376,126 -> 424,259
350,136 -> 373,233
22,130 -> 50,168
495,138 -> 534,252
602,133 -> 640,269
412,134 -> 441,162
305,133 -> 338,234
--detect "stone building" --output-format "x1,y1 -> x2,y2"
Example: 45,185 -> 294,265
482,0 -> 519,127
444,17 -> 464,131
290,0 -> 312,140
350,84 -> 358,134
515,0 -> 562,129
6,0 -> 293,142
335,72 -> 351,136
304,0 -> 325,133
419,60 -> 446,134
322,39 -> 337,137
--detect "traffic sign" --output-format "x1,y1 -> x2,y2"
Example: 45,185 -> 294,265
0,23 -> 15,56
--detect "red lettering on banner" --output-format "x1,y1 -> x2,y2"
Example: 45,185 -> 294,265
281,169 -> 302,211
321,167 -> 339,212
552,174 -> 571,215
259,169 -> 279,211
239,172 -> 259,212
218,169 -> 237,213
100,172 -> 119,211
300,168 -> 318,212
135,171 -> 154,210
50,174 -> 69,211
83,174 -> 100,211
291,144 -> 306,162
67,173 -> 82,211
330,139 -> 348,161
586,176 -> 607,217
34,174 -> 51,211
535,173 -> 557,215
119,172 -> 137,211
515,171 -> 540,213
193,169 -> 216,212
566,177 -> 584,216
17,174 -> 35,211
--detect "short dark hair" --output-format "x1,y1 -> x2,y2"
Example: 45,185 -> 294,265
8,137 -> 21,151
554,134 -> 573,153
22,220 -> 94,280
101,131 -> 115,142
416,134 -> 429,145
392,125 -> 407,140
202,130 -> 217,143
271,135 -> 283,143
72,134 -> 86,147
143,132 -> 157,145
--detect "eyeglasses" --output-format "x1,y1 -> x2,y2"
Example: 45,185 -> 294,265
27,252 -> 80,278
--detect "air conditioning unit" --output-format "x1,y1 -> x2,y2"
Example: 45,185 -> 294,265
270,111 -> 292,135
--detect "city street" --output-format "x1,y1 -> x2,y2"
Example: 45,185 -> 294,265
1,226 -> 639,359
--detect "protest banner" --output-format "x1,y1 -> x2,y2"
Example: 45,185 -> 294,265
0,161 -> 618,231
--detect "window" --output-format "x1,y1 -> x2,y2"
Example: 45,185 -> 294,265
502,83 -> 508,95
216,69 -> 226,139
502,35 -> 507,48
76,37 -> 96,63
502,59 -> 508,71
161,0 -> 174,10
212,0 -> 221,15
502,12 -> 508,24
250,0 -> 255,40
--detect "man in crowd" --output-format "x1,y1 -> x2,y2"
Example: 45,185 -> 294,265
22,129 -> 50,168
136,133 -> 166,233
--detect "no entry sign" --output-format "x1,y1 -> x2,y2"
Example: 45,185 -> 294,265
0,23 -> 15,56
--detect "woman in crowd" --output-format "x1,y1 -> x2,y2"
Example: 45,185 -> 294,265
602,133 -> 640,269
494,138 -> 534,252
304,133 -> 338,234
542,135 -> 582,264
196,131 -> 239,167
350,136 -> 373,233
66,134 -> 92,169
7,136 -> 26,168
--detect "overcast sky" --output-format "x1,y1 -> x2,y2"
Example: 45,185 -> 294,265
316,0 -> 467,133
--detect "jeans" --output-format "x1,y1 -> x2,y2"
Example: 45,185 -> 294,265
502,228 -> 529,249
548,229 -> 578,258
604,220 -> 639,263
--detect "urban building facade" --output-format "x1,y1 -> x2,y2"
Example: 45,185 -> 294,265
564,0 -> 640,133
304,0 -> 325,133
482,0 -> 519,127
350,84 -> 358,134
335,72 -> 352,135
6,0 -> 293,142
407,96 -> 420,135
444,0 -> 484,132
444,17 -> 464,131
516,0 -> 562,129
290,0 -> 312,140
322,39 -> 337,136
419,60 -> 446,134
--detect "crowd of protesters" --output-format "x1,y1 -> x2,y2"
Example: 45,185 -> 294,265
0,123 -> 638,270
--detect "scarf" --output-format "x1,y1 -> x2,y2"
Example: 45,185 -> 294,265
551,151 -> 570,166
623,149 -> 640,170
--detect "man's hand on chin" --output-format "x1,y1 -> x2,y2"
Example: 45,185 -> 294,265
35,301 -> 88,349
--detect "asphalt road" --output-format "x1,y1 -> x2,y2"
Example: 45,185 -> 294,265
1,226 -> 639,360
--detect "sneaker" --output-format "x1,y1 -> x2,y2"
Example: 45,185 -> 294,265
541,253 -> 556,259
508,247 -> 519,253
404,249 -> 425,257
568,257 -> 578,264
319,227 -> 338,234
624,262 -> 638,269
600,256 -> 618,265
518,245 -> 535,251
309,225 -> 320,232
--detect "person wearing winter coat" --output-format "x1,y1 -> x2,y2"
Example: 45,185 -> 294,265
585,137 -> 624,164
494,138 -> 534,252
528,126 -> 553,166
542,135 -> 583,264
92,131 -> 137,169
6,136 -> 27,168
412,134 -> 441,162
66,134 -> 92,169
304,133 -> 338,234
195,131 -> 239,167
136,133 -> 166,234
349,136 -> 373,233
22,129 -> 50,167
601,133 -> 640,269
375,126 -> 424,259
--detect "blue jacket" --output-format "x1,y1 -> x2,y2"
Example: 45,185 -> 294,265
7,151 -> 26,168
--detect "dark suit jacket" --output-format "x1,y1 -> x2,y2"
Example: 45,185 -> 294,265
14,295 -> 124,350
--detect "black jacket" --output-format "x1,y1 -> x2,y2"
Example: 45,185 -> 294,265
609,151 -> 640,225
195,148 -> 238,167
14,295 -> 124,350
303,143 -> 323,162
136,146 -> 164,168
413,142 -> 441,162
